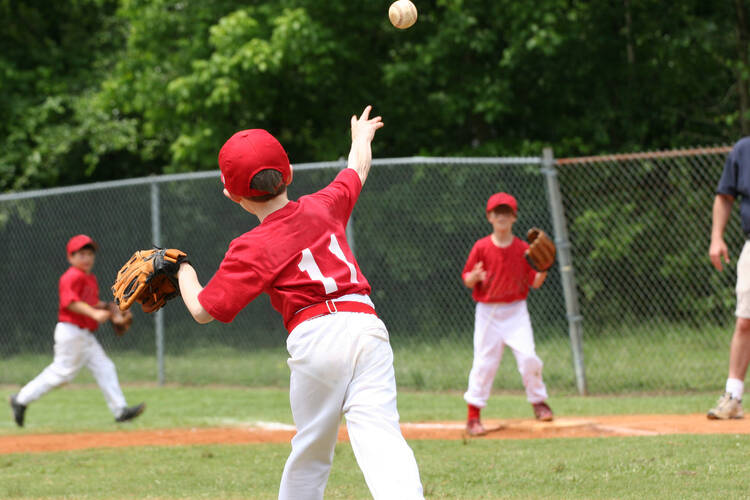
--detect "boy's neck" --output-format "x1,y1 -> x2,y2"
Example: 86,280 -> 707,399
491,231 -> 514,247
247,194 -> 291,222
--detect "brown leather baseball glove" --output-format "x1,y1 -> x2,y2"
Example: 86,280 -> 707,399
525,228 -> 556,272
111,248 -> 189,314
106,301 -> 133,336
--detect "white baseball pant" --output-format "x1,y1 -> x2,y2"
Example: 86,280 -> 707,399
279,312 -> 424,500
16,322 -> 128,417
464,300 -> 549,408
736,240 -> 750,318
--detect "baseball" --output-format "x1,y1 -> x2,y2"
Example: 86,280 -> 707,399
389,0 -> 418,30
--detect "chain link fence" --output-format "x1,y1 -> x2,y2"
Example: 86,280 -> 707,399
556,146 -> 738,393
0,148 -> 739,395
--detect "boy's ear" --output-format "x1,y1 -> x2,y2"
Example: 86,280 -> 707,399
223,188 -> 243,204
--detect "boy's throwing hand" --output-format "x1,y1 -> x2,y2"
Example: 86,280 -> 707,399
464,262 -> 487,288
351,105 -> 384,144
347,105 -> 384,185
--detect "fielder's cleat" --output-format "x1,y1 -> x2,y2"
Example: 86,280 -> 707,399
707,393 -> 744,420
532,401 -> 554,422
465,418 -> 487,437
9,394 -> 26,427
115,403 -> 146,423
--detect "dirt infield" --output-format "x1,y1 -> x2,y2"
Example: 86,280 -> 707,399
1,413 -> 748,455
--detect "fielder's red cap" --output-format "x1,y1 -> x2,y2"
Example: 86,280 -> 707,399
66,234 -> 98,255
486,192 -> 518,214
218,129 -> 292,197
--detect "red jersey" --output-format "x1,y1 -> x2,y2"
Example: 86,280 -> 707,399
198,168 -> 372,325
462,235 -> 537,303
58,266 -> 100,331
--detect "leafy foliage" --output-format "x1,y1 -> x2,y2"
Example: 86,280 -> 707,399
0,1 -> 748,191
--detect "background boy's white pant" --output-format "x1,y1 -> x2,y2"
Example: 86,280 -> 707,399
279,312 -> 423,500
16,322 -> 128,417
464,300 -> 549,408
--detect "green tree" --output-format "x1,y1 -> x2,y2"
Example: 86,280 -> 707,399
2,1 -> 750,192
0,0 -> 137,191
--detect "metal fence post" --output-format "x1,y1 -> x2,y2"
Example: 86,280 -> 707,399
542,148 -> 587,395
150,180 -> 165,386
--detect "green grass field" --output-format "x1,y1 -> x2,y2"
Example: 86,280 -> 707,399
1,386 -> 748,499
0,320 -> 733,394
0,322 -> 742,498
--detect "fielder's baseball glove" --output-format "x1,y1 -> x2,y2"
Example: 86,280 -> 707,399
106,301 -> 133,336
525,228 -> 556,272
112,248 -> 189,314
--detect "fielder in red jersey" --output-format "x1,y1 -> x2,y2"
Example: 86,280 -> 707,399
176,106 -> 424,500
461,192 -> 554,437
463,234 -> 537,304
8,234 -> 145,427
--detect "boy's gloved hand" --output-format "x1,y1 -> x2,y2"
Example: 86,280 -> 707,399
525,228 -> 556,272
111,248 -> 189,313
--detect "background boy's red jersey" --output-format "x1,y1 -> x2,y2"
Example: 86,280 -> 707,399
58,266 -> 100,331
462,235 -> 537,303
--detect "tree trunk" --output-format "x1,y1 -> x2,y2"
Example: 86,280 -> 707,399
735,0 -> 750,135
624,0 -> 635,65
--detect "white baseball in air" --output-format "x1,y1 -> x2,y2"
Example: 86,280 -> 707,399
389,0 -> 418,30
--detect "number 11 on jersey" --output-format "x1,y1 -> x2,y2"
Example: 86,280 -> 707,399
297,234 -> 359,294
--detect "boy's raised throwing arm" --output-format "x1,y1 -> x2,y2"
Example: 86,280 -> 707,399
347,105 -> 384,186
178,263 -> 214,324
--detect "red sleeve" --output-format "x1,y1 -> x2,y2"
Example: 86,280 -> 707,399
307,169 -> 362,225
58,272 -> 82,309
462,241 -> 481,281
197,241 -> 265,323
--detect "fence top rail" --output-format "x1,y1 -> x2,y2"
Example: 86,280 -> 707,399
556,146 -> 732,165
0,156 -> 542,202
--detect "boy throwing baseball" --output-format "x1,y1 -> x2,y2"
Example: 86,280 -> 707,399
8,234 -> 145,426
174,106 -> 424,500
462,192 -> 554,436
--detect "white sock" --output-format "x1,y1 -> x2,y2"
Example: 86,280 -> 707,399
725,378 -> 744,401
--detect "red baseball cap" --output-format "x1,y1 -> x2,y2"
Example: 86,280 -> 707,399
486,192 -> 518,214
218,129 -> 292,197
66,234 -> 98,255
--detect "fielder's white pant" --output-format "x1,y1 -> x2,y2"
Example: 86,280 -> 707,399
464,300 -> 549,408
279,312 -> 424,500
16,322 -> 128,417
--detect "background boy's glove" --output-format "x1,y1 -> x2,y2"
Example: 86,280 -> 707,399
106,301 -> 133,336
111,248 -> 189,314
525,228 -> 556,272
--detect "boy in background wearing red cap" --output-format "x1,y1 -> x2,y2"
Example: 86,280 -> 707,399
8,235 -> 145,427
174,106 -> 423,500
462,192 -> 554,437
